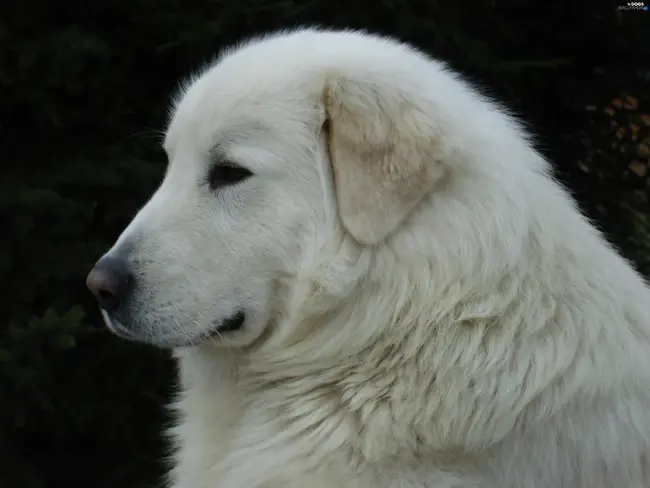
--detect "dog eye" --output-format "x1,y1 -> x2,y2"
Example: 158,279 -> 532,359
207,163 -> 253,190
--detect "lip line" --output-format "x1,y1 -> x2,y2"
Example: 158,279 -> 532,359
211,311 -> 246,333
100,310 -> 246,347
103,311 -> 214,347
100,309 -> 141,339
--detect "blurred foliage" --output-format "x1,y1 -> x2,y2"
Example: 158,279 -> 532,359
0,0 -> 648,487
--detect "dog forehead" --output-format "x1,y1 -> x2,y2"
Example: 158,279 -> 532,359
164,38 -> 331,154
163,28 -> 427,157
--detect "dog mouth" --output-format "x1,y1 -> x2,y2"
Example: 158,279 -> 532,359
102,309 -> 246,347
210,311 -> 246,334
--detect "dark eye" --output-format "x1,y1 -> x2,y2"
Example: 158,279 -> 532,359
207,163 -> 253,191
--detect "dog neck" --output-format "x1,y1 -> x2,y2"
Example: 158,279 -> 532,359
234,244 -> 557,460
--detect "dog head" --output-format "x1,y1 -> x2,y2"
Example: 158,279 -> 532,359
86,28 -> 537,349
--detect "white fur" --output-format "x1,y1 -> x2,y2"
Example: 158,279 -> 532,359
105,28 -> 650,487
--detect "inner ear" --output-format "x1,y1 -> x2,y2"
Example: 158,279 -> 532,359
324,77 -> 447,245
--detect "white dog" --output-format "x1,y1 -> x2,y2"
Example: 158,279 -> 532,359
86,28 -> 650,488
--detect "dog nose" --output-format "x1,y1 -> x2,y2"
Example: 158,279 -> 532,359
86,256 -> 133,312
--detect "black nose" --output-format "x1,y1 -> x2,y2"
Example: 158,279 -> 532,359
86,256 -> 133,312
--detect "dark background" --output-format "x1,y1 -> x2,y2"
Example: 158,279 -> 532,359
1,1 -> 649,487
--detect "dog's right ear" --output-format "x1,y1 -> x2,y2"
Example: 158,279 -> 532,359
323,75 -> 448,245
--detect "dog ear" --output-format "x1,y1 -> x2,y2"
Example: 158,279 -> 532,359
324,76 -> 447,245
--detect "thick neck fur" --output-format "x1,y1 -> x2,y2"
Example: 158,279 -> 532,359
171,156 -> 650,487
